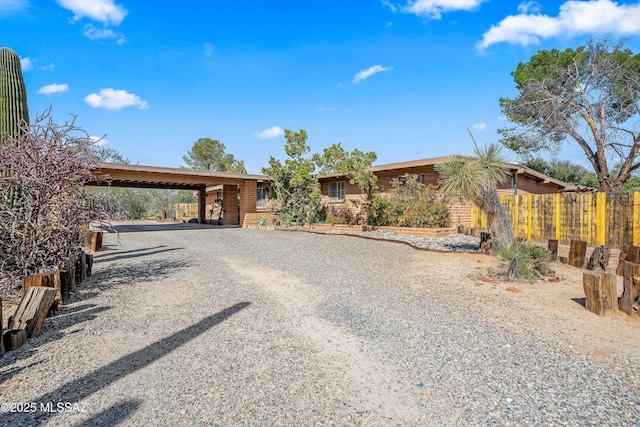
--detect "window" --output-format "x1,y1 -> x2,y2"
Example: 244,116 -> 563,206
329,181 -> 345,201
417,173 -> 425,184
256,187 -> 268,208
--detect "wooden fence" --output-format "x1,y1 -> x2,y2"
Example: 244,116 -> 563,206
472,192 -> 640,249
170,203 -> 198,218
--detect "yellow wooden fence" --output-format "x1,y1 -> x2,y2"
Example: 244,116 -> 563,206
170,203 -> 198,218
472,192 -> 640,249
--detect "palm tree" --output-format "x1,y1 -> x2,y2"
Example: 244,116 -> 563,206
436,142 -> 515,250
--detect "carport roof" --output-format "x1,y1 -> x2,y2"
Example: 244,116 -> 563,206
91,162 -> 268,190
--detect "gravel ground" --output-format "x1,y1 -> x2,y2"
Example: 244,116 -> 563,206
1,222 -> 640,426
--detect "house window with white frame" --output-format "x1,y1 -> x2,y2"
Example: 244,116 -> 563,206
329,181 -> 345,201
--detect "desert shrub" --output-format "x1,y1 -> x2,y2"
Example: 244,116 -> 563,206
0,112 -> 110,299
367,174 -> 450,228
498,240 -> 553,280
328,204 -> 357,225
257,215 -> 268,226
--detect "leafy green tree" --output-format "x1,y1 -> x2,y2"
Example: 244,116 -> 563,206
182,137 -> 246,172
90,145 -> 130,164
313,143 -> 378,198
262,129 -> 321,224
437,143 -> 514,250
523,158 -> 599,188
499,38 -> 640,192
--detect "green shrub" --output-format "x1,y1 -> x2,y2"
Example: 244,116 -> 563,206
257,215 -> 268,226
498,240 -> 553,280
367,174 -> 450,228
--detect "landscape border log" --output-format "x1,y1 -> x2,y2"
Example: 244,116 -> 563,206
91,231 -> 103,252
587,246 -> 611,271
22,272 -> 56,294
569,240 -> 587,268
479,232 -> 492,252
619,262 -> 640,316
617,246 -> 640,276
548,239 -> 558,261
85,253 -> 93,277
0,298 -> 4,356
9,286 -> 57,338
583,271 -> 618,316
79,250 -> 87,282
63,257 -> 77,292
3,329 -> 26,352
58,269 -> 71,302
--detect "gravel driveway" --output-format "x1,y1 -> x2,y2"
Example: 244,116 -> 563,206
2,223 -> 640,426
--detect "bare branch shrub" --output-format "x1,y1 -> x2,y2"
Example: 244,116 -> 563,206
0,110 -> 110,300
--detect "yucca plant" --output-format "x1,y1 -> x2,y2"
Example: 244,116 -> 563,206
436,139 -> 515,250
497,240 -> 553,280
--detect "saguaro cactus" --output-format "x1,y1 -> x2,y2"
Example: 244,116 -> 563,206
0,47 -> 29,145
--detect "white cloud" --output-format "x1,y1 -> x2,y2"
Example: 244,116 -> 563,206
19,57 -> 32,71
40,63 -> 55,71
473,123 -> 487,130
518,1 -> 542,14
37,83 -> 69,96
84,25 -> 115,39
400,0 -> 485,20
479,0 -> 640,50
497,115 -> 507,121
57,0 -> 127,26
203,42 -> 215,57
252,126 -> 284,139
84,88 -> 149,111
353,65 -> 392,84
318,107 -> 334,112
0,0 -> 29,15
381,0 -> 398,13
89,135 -> 109,146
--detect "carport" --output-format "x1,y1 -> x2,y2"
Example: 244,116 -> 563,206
91,162 -> 268,225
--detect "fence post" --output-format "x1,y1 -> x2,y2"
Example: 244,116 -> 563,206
513,194 -> 520,237
596,192 -> 607,247
526,194 -> 532,240
555,193 -> 562,242
634,192 -> 640,247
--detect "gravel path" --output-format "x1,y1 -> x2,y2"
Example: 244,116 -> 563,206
1,223 -> 640,426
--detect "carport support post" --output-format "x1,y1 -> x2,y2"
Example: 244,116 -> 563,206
222,185 -> 239,225
198,185 -> 206,224
239,179 -> 257,228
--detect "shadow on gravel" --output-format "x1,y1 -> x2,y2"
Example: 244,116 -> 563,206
572,297 -> 586,308
74,399 -> 142,427
0,306 -> 113,377
71,258 -> 191,303
94,245 -> 168,258
4,302 -> 250,426
95,246 -> 185,264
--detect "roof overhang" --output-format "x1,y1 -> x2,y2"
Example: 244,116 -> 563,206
90,162 -> 268,190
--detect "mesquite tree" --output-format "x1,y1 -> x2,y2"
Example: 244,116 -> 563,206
0,111 -> 110,299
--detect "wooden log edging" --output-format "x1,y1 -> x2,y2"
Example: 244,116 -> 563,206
583,271 -> 618,316
0,298 -> 4,356
620,261 -> 640,316
9,286 -> 57,338
569,240 -> 587,268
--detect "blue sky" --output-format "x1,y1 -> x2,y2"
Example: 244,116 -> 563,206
2,0 -> 640,174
